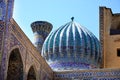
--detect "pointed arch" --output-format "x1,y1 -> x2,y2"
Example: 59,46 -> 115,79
27,66 -> 37,80
7,48 -> 23,80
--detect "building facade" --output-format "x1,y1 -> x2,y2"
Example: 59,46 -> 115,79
0,0 -> 53,80
0,0 -> 120,80
100,7 -> 120,68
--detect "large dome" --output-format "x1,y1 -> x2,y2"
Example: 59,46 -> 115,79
42,19 -> 102,71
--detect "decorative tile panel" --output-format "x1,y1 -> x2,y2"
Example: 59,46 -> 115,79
54,69 -> 120,80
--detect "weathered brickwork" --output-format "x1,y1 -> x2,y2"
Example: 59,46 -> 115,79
99,7 -> 104,68
100,7 -> 120,68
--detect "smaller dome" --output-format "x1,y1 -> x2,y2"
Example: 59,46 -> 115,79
42,19 -> 102,71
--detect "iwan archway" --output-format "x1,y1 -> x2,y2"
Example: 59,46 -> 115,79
27,66 -> 36,80
7,48 -> 23,80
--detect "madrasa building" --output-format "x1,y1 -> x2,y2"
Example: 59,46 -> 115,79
0,0 -> 120,80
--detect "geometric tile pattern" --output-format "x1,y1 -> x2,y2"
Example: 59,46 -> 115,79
54,69 -> 120,80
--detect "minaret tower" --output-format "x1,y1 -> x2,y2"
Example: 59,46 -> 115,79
31,21 -> 53,53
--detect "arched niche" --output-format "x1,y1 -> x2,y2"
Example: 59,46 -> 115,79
7,48 -> 23,80
27,66 -> 36,80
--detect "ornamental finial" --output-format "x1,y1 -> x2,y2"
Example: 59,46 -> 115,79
71,17 -> 74,21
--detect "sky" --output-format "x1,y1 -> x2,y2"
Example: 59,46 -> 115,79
13,0 -> 120,43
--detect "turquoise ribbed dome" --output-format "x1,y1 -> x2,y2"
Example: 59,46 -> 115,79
42,20 -> 102,71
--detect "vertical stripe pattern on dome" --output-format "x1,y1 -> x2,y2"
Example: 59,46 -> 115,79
42,21 -> 102,71
59,24 -> 69,58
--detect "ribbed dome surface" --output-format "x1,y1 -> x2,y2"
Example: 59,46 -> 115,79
42,20 -> 102,71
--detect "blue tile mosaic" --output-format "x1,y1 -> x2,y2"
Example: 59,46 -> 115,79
54,69 -> 120,80
42,21 -> 102,71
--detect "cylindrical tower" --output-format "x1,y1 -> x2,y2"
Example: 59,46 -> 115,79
31,21 -> 53,53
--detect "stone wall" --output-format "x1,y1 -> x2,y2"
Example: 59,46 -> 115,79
100,7 -> 120,68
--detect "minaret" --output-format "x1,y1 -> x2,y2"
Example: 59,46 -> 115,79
31,21 -> 53,53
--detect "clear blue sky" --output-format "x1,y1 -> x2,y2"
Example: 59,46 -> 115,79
13,0 -> 120,43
